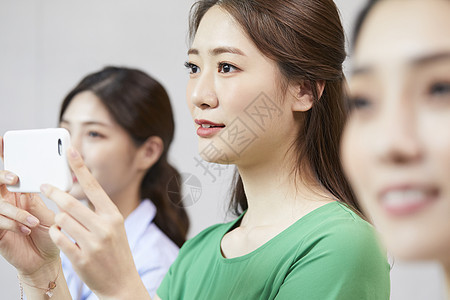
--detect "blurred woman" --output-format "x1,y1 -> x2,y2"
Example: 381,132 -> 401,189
0,66 -> 189,299
342,0 -> 450,296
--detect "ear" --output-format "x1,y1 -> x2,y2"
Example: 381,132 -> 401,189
290,80 -> 326,112
135,136 -> 164,171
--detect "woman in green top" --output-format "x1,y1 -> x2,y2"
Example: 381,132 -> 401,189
157,1 -> 390,298
0,0 -> 390,299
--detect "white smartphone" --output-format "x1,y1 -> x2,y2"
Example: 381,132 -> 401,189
3,128 -> 73,193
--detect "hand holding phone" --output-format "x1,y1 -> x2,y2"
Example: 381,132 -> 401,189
3,128 -> 73,193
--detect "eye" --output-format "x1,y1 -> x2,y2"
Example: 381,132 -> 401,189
184,62 -> 200,74
430,82 -> 450,97
218,62 -> 239,74
347,96 -> 372,112
88,131 -> 102,138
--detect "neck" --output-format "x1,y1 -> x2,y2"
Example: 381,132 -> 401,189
105,182 -> 141,219
237,148 -> 333,227
112,191 -> 140,219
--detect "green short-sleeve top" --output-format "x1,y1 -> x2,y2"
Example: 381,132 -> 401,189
157,201 -> 390,299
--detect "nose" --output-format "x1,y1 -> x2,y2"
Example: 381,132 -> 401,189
375,104 -> 423,165
187,70 -> 218,110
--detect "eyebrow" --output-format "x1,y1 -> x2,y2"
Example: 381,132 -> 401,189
413,51 -> 450,66
352,51 -> 450,76
187,46 -> 246,56
60,120 -> 110,127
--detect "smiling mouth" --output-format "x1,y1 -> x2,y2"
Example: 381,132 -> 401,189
379,187 -> 439,216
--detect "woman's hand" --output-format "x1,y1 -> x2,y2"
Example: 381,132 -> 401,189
42,147 -> 150,300
0,136 -> 59,276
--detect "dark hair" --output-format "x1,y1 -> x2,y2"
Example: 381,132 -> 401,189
352,0 -> 380,47
189,0 -> 363,217
59,66 -> 189,247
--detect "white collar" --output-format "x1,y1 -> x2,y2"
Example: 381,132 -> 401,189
124,199 -> 156,251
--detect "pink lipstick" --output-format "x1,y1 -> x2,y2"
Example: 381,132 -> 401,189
195,119 -> 225,138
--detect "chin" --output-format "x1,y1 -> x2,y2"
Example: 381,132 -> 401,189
197,140 -> 237,164
199,152 -> 234,165
384,234 -> 447,262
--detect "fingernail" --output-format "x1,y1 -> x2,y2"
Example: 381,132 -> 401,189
69,148 -> 79,158
26,216 -> 39,227
5,172 -> 16,184
40,184 -> 50,194
20,226 -> 31,235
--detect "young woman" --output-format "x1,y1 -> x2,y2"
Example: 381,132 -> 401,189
341,0 -> 450,296
0,66 -> 189,299
0,1 -> 390,299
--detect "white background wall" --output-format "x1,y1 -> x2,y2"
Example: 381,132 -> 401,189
0,1 -> 445,299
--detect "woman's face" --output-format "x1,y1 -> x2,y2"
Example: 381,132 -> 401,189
60,91 -> 141,202
342,0 -> 450,262
186,6 -> 300,166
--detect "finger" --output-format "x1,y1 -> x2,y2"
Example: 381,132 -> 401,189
49,224 -> 81,262
66,147 -> 117,213
0,170 -> 18,186
0,199 -> 40,228
40,184 -> 100,231
54,211 -> 92,247
0,215 -> 32,235
19,194 -> 54,227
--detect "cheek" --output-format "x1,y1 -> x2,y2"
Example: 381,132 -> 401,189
186,82 -> 195,114
341,123 -> 366,185
425,116 -> 450,174
217,73 -> 280,113
341,122 -> 377,211
80,144 -> 117,179
216,81 -> 250,113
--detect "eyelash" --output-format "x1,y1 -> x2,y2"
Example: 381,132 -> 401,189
429,82 -> 450,97
88,131 -> 103,138
346,96 -> 372,112
184,62 -> 200,74
217,62 -> 239,73
183,61 -> 240,74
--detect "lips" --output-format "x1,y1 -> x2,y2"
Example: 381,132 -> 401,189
379,186 -> 439,216
72,173 -> 78,183
195,119 -> 225,138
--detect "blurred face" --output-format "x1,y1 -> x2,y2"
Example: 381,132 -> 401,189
342,0 -> 450,263
186,6 -> 299,167
60,91 -> 141,202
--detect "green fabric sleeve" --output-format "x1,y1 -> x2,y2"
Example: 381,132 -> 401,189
275,221 -> 390,300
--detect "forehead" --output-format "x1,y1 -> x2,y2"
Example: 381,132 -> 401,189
63,91 -> 113,123
191,6 -> 254,53
353,0 -> 450,68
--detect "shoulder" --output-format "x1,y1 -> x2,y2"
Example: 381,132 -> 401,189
276,202 -> 390,299
291,201 -> 389,278
311,202 -> 379,248
300,202 -> 383,256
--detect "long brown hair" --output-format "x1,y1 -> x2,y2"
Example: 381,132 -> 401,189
189,0 -> 362,217
59,66 -> 189,247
